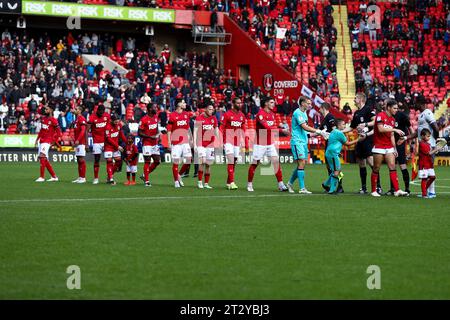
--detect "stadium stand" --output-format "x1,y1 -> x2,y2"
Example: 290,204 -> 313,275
347,0 -> 450,130
0,28 -> 306,143
1,0 -> 448,146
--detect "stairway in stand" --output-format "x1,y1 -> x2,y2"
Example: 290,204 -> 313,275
333,5 -> 356,110
434,91 -> 449,120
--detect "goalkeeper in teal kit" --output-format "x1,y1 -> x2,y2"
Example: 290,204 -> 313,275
287,96 -> 329,194
323,119 -> 361,194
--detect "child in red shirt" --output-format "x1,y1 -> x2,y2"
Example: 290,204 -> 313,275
124,135 -> 139,186
418,128 -> 443,198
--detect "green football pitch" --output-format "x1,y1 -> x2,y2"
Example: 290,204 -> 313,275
0,161 -> 449,299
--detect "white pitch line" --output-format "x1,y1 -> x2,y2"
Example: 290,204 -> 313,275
410,180 -> 450,189
0,192 -> 449,203
0,194 -> 334,203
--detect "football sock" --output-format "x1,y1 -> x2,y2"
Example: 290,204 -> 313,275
79,158 -> 86,178
114,159 -> 122,173
329,174 -> 339,193
45,158 -> 56,178
421,178 -> 428,196
205,173 -> 210,184
198,170 -> 203,181
149,161 -> 159,173
106,159 -> 113,180
289,168 -> 298,184
180,164 -> 190,175
389,170 -> 399,192
248,164 -> 257,183
144,161 -> 150,182
427,176 -> 436,192
78,159 -> 82,178
132,173 -> 136,182
227,164 -> 234,183
194,164 -> 199,175
297,169 -> 305,189
172,164 -> 179,181
429,180 -> 436,194
275,165 -> 283,183
360,167 -> 367,190
371,172 -> 378,193
401,168 -> 410,191
126,172 -> 130,182
39,157 -> 46,178
94,162 -> 100,179
337,178 -> 343,190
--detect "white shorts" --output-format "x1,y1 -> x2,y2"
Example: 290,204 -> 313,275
104,151 -> 121,159
372,147 -> 395,155
127,165 -> 138,173
93,143 -> 104,155
38,143 -> 51,158
197,146 -> 215,161
143,145 -> 160,156
171,143 -> 192,159
75,145 -> 86,157
252,144 -> 278,161
418,168 -> 435,179
224,143 -> 241,158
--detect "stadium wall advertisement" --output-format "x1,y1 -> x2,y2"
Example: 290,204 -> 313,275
21,0 -> 175,23
0,134 -> 37,148
0,149 -> 298,164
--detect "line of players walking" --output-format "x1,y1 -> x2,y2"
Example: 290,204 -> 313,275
34,93 -> 444,198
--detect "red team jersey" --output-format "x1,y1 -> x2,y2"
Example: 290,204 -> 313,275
73,115 -> 87,145
126,143 -> 139,166
221,109 -> 246,146
195,114 -> 218,147
255,109 -> 277,145
38,116 -> 61,144
104,123 -> 126,152
89,112 -> 111,144
374,111 -> 395,149
168,111 -> 191,145
139,115 -> 159,146
418,141 -> 434,169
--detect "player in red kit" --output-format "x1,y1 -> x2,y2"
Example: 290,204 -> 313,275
167,98 -> 192,188
71,104 -> 87,183
104,113 -> 126,185
247,97 -> 289,192
138,104 -> 161,187
88,104 -> 110,184
370,99 -> 408,197
193,104 -> 219,189
221,97 -> 246,190
34,104 -> 62,182
124,134 -> 139,186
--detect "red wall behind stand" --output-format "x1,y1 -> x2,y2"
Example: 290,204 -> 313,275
223,15 -> 301,100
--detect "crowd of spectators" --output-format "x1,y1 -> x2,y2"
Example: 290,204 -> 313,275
229,1 -> 340,100
0,27 -> 315,135
349,0 -> 450,115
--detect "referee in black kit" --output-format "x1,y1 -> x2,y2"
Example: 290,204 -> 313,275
343,92 -> 382,194
319,102 -> 344,193
385,101 -> 415,196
